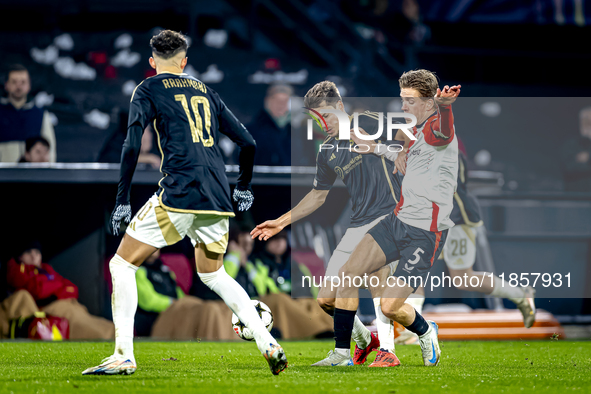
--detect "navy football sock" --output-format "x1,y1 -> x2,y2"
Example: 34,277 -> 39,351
334,308 -> 357,350
404,309 -> 430,336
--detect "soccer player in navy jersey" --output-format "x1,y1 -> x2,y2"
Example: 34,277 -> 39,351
82,30 -> 287,376
316,70 -> 460,367
252,81 -> 409,367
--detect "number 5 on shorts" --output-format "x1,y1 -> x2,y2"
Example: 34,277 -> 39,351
404,247 -> 424,271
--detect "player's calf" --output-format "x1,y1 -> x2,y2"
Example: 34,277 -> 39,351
380,297 -> 413,325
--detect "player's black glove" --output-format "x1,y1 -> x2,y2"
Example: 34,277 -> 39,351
109,203 -> 132,236
233,187 -> 254,212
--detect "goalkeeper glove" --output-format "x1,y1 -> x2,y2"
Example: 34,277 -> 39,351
233,187 -> 254,212
109,203 -> 132,236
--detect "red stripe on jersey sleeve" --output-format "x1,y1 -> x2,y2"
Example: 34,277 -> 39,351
430,202 -> 440,232
423,105 -> 455,147
430,231 -> 442,266
394,192 -> 404,216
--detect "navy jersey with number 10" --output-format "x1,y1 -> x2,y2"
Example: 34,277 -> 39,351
117,72 -> 256,216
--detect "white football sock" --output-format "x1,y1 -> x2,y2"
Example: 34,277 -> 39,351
199,266 -> 276,353
490,276 -> 527,304
373,298 -> 394,353
351,315 -> 371,349
110,254 -> 138,362
406,294 -> 425,315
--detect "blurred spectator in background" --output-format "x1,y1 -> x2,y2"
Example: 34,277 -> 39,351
137,249 -> 235,340
137,126 -> 162,169
97,112 -> 161,168
18,136 -> 50,163
6,241 -> 114,339
97,110 -> 129,163
0,289 -> 38,338
345,0 -> 430,46
135,250 -> 184,336
561,107 -> 591,191
246,83 -> 293,166
0,65 -> 56,163
249,231 -> 301,296
399,0 -> 430,45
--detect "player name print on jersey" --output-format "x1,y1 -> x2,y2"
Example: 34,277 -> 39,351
162,77 -> 207,94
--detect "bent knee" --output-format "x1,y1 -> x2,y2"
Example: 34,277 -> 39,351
317,297 -> 335,314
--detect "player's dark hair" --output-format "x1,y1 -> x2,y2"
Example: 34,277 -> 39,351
304,81 -> 342,109
25,136 -> 49,152
150,30 -> 189,59
399,69 -> 439,98
6,64 -> 28,80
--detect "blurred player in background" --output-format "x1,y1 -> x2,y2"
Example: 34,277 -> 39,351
83,30 -> 287,376
394,140 -> 536,345
319,70 -> 459,368
252,80 -> 410,367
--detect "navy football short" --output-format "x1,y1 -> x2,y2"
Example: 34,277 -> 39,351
368,211 -> 448,290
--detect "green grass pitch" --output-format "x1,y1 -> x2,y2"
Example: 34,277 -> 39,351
0,340 -> 589,393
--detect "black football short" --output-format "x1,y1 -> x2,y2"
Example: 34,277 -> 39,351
368,211 -> 448,290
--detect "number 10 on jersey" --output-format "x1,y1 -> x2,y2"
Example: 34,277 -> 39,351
175,94 -> 214,147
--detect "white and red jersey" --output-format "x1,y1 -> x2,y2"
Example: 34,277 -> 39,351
394,105 -> 458,232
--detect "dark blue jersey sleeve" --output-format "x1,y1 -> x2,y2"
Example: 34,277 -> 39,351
313,149 -> 336,190
116,82 -> 156,203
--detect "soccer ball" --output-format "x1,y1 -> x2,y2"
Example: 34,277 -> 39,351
231,300 -> 273,341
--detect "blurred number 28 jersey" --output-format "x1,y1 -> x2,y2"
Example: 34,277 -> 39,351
126,72 -> 255,216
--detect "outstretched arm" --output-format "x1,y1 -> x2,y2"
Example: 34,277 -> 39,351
425,84 -> 461,146
252,137 -> 336,240
116,124 -> 143,205
251,188 -> 329,241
